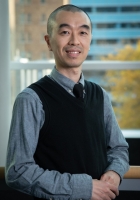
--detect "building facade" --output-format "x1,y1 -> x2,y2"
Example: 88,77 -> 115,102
10,0 -> 68,61
71,0 -> 140,60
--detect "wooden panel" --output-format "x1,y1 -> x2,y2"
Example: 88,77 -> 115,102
0,167 -> 5,179
124,166 -> 140,179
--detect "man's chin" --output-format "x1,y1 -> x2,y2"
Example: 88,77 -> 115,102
64,60 -> 83,69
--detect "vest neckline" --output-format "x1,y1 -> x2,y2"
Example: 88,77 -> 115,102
44,76 -> 88,107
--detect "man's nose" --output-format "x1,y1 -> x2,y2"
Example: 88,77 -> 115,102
68,33 -> 80,46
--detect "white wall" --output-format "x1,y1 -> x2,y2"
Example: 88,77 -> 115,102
0,0 -> 10,166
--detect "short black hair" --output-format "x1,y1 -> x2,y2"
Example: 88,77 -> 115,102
47,4 -> 92,36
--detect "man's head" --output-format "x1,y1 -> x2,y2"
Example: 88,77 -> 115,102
47,4 -> 92,37
45,4 -> 92,70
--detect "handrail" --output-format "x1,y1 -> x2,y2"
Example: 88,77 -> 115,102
10,61 -> 140,70
0,166 -> 140,180
123,166 -> 140,179
0,167 -> 5,179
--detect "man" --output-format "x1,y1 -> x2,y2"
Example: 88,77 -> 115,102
5,4 -> 129,200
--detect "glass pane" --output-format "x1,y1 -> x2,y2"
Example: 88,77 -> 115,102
9,1 -> 140,132
9,1 -> 140,61
10,64 -> 140,130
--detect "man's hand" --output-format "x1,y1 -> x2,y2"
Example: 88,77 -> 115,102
91,178 -> 119,200
91,171 -> 120,200
100,170 -> 121,187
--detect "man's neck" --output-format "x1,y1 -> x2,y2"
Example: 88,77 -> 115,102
55,67 -> 82,83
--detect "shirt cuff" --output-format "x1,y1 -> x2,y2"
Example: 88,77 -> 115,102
71,174 -> 92,200
104,164 -> 129,182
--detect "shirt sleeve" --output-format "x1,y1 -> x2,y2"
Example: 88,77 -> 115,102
5,88 -> 92,200
102,89 -> 129,179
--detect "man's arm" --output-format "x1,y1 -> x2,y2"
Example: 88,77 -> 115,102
5,88 -> 92,200
95,89 -> 129,194
90,89 -> 129,200
103,89 -> 129,180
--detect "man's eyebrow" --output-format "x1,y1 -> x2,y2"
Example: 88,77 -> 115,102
80,24 -> 90,30
58,23 -> 91,30
59,23 -> 70,29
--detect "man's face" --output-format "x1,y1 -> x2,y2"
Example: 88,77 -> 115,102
45,10 -> 92,70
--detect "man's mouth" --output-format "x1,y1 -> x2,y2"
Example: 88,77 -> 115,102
66,51 -> 80,54
65,50 -> 81,57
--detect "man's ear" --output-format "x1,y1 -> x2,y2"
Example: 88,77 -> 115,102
44,35 -> 52,51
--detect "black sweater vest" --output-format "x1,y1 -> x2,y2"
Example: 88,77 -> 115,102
29,76 -> 108,179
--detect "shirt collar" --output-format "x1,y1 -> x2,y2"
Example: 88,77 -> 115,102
49,67 -> 85,91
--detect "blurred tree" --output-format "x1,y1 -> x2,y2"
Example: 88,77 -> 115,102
102,40 -> 140,61
102,41 -> 140,129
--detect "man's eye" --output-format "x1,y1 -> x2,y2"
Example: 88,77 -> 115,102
61,31 -> 69,35
81,31 -> 88,35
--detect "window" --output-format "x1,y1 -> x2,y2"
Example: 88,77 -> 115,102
96,7 -> 117,12
121,23 -> 140,28
96,39 -> 118,45
8,0 -> 140,144
20,33 -> 25,42
19,0 -> 24,3
121,6 -> 140,12
27,0 -> 31,3
96,23 -> 116,29
27,32 -> 32,42
121,39 -> 138,45
10,0 -> 140,63
19,33 -> 32,43
41,52 -> 47,59
121,23 -> 129,28
80,7 -> 92,13
20,51 -> 27,58
19,13 -> 31,24
18,51 -> 31,60
19,0 -> 31,4
130,23 -> 140,28
27,13 -> 31,23
92,55 -> 105,60
86,55 -> 93,60
40,0 -> 46,3
41,14 -> 46,23
19,13 -> 25,24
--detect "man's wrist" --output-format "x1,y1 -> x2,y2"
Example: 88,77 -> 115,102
71,174 -> 92,199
